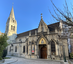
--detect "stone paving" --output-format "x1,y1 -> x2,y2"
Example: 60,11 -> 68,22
11,57 -> 63,64
2,56 -> 65,64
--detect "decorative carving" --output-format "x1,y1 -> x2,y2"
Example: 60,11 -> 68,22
29,42 -> 31,45
56,40 -> 59,45
41,39 -> 44,43
41,22 -> 43,27
35,42 -> 37,45
32,40 -> 35,44
48,40 -> 51,44
39,38 -> 46,44
11,44 -> 13,46
37,32 -> 47,37
26,38 -> 28,41
32,42 -> 34,44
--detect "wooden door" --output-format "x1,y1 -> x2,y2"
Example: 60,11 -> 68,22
41,47 -> 47,59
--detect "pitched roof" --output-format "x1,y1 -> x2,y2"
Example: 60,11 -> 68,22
17,21 -> 73,38
48,22 -> 59,31
16,28 -> 37,38
48,22 -> 59,28
9,6 -> 15,19
16,21 -> 73,38
16,22 -> 60,38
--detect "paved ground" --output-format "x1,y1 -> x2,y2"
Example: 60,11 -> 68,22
7,56 -> 63,64
2,56 -> 17,64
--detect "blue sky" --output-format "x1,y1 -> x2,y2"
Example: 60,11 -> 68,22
0,0 -> 73,34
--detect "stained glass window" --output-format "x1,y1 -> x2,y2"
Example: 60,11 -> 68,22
23,46 -> 25,53
51,40 -> 55,55
15,46 -> 17,52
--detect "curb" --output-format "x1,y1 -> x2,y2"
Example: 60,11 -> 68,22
68,60 -> 71,64
68,60 -> 73,64
0,59 -> 5,64
2,59 -> 18,64
11,56 -> 64,62
7,59 -> 18,64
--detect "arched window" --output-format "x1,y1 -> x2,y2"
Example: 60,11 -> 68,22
15,46 -> 17,52
13,20 -> 14,22
11,25 -> 13,30
32,41 -> 35,54
10,46 -> 11,52
11,25 -> 15,31
23,46 -> 25,53
42,27 -> 44,32
27,43 -> 28,54
51,40 -> 55,55
13,26 -> 15,31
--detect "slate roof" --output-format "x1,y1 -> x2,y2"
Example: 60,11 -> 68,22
16,21 -> 73,38
16,28 -> 37,38
16,22 -> 59,38
48,22 -> 59,31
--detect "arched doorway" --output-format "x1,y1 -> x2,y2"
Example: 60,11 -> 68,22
38,38 -> 47,59
41,47 -> 47,59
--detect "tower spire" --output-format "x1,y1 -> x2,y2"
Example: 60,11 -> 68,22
41,13 -> 43,19
9,6 -> 15,19
12,3 -> 14,7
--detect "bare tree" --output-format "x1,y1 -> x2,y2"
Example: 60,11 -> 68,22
49,0 -> 73,24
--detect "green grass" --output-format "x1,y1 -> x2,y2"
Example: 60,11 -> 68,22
4,57 -> 11,59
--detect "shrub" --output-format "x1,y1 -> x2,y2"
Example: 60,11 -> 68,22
0,57 -> 2,60
2,49 -> 7,58
0,34 -> 8,60
70,53 -> 73,59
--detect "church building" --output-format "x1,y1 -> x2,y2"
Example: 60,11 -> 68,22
6,7 -> 73,60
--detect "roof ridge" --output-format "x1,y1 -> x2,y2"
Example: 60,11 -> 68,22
17,28 -> 37,35
48,22 -> 59,26
17,22 -> 60,35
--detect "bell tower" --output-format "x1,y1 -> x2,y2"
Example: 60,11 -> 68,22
5,7 -> 17,36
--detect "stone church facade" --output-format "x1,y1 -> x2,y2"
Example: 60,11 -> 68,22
6,7 -> 73,60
